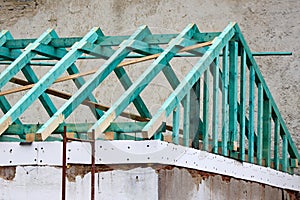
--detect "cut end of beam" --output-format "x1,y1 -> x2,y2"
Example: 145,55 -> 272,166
40,114 -> 65,141
142,112 -> 167,139
95,111 -> 117,134
0,117 -> 12,136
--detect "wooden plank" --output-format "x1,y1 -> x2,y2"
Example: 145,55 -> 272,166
190,79 -> 200,149
183,91 -> 191,147
212,57 -> 219,153
257,83 -> 263,165
282,134 -> 288,172
94,24 -> 199,137
37,25 -> 152,140
239,49 -> 246,161
263,95 -> 271,167
172,104 -> 180,145
142,23 -> 236,140
234,24 -> 300,163
228,40 -> 238,152
221,43 -> 229,156
203,70 -> 210,151
248,66 -> 255,163
274,117 -> 280,170
2,40 -> 213,97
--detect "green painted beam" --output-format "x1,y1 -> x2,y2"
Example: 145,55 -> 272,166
172,104 -> 180,145
91,24 -> 200,136
274,117 -> 280,170
183,91 -> 191,147
239,48 -> 246,161
212,57 -> 220,153
0,27 -> 102,136
142,22 -> 236,140
0,31 -> 22,124
190,79 -> 200,149
228,40 -> 238,153
221,43 -> 229,156
234,24 -> 300,163
263,96 -> 271,167
248,65 -> 255,163
3,32 -> 221,49
0,30 -> 58,119
36,25 -> 152,140
203,70 -> 210,151
257,83 -> 263,165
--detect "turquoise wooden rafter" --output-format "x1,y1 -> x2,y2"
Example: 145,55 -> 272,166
0,23 -> 299,174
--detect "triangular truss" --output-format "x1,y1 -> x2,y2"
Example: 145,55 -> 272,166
0,23 -> 299,174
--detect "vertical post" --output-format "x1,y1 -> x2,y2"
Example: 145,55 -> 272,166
183,91 -> 191,147
91,129 -> 95,200
222,44 -> 229,156
212,57 -> 219,153
203,70 -> 210,151
172,104 -> 180,145
191,79 -> 200,149
62,126 -> 67,200
282,133 -> 288,172
263,94 -> 271,167
257,83 -> 263,165
229,41 -> 238,154
239,49 -> 246,161
248,66 -> 255,163
274,118 -> 280,170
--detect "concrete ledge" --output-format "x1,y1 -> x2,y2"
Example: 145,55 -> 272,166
0,140 -> 299,191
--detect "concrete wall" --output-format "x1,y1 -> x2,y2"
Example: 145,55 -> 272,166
0,165 -> 298,200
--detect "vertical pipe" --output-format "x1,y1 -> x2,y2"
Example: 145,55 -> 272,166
222,44 -> 229,156
203,70 -> 210,151
62,126 -> 67,200
212,57 -> 219,153
274,117 -> 280,170
239,49 -> 246,161
172,104 -> 180,145
229,41 -> 238,153
91,129 -> 95,200
249,66 -> 255,163
257,83 -> 263,165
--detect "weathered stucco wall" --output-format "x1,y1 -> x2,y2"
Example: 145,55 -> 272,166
0,0 -> 299,152
0,165 -> 298,200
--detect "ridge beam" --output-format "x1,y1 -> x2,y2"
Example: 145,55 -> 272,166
36,25 -> 152,140
88,23 -> 200,136
142,22 -> 236,139
0,27 -> 102,136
